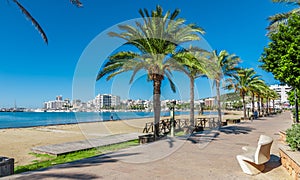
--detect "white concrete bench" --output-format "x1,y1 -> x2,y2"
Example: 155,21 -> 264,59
236,135 -> 273,175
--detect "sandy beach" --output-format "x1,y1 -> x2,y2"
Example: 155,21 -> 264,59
0,111 -> 243,166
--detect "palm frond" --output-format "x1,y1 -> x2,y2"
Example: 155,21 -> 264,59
129,63 -> 145,84
268,12 -> 290,25
106,69 -> 128,81
267,1 -> 300,34
165,72 -> 176,92
70,0 -> 83,7
170,8 -> 180,20
13,0 -> 48,44
272,0 -> 300,5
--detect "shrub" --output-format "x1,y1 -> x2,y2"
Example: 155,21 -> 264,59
286,124 -> 300,151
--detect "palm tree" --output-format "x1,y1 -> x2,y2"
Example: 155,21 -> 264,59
227,68 -> 263,120
10,0 -> 83,44
97,5 -> 204,139
264,86 -> 273,115
208,50 -> 240,127
255,83 -> 270,117
173,47 -> 208,133
269,89 -> 280,113
268,0 -> 300,33
249,79 -> 266,115
256,90 -> 263,117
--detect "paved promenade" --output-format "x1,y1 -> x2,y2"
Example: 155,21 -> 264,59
4,111 -> 293,180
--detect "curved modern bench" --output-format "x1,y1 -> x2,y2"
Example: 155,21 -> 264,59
236,135 -> 273,175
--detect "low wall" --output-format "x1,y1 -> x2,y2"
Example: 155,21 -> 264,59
279,144 -> 300,179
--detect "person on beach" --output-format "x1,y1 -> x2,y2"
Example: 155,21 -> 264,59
110,115 -> 113,121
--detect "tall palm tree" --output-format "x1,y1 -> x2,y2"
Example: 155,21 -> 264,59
209,50 -> 240,127
227,68 -> 263,120
97,5 -> 204,139
268,0 -> 300,34
10,0 -> 83,44
173,47 -> 208,133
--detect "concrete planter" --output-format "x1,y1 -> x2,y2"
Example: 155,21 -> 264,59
279,144 -> 300,179
0,157 -> 14,177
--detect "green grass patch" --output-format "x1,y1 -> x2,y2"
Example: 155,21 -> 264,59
15,139 -> 139,174
175,131 -> 185,136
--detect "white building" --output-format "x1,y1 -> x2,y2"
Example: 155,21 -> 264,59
269,84 -> 292,104
44,100 -> 65,110
44,96 -> 70,110
94,94 -> 120,108
56,95 -> 63,101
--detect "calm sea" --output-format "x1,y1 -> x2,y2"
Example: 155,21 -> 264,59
0,111 -> 217,129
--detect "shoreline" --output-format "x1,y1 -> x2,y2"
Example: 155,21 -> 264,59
0,110 -> 222,130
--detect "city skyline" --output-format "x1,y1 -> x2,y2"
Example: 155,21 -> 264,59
0,1 -> 293,108
5,81 -> 290,110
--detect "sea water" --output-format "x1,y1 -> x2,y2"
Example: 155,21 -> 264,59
0,111 -> 216,129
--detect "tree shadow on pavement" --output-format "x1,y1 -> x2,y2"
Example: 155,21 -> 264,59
56,152 -> 140,169
15,173 -> 100,180
186,131 -> 220,144
219,126 -> 255,135
15,152 -> 140,179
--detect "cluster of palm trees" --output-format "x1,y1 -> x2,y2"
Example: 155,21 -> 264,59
11,1 -> 286,136
227,68 -> 279,120
97,5 -> 280,138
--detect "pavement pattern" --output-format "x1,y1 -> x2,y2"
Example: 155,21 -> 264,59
31,133 -> 144,155
3,111 -> 293,180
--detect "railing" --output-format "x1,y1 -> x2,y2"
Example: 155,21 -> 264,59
143,122 -> 154,133
143,117 -> 219,134
143,118 -> 189,133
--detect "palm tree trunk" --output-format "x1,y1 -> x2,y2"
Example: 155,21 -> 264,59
242,93 -> 246,120
189,76 -> 195,134
216,80 -> 222,128
266,98 -> 269,114
261,97 -> 264,116
153,75 -> 162,140
257,95 -> 261,117
273,99 -> 275,113
251,92 -> 255,115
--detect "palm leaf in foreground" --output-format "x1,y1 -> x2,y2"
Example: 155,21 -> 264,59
267,0 -> 300,34
12,0 -> 83,44
13,0 -> 48,44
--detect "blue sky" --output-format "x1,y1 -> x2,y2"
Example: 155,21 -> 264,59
0,0 -> 294,108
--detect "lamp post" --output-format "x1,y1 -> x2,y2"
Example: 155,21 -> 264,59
170,100 -> 176,137
199,100 -> 204,115
247,107 -> 250,119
